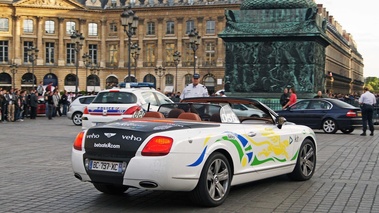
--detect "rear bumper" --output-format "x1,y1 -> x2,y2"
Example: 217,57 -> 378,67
336,118 -> 362,129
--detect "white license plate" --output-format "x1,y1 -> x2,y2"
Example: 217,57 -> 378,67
358,112 -> 362,117
89,160 -> 123,173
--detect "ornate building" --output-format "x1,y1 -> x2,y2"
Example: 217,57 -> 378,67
0,0 -> 364,95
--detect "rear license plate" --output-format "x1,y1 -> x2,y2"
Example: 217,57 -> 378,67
89,160 -> 123,173
358,112 -> 362,117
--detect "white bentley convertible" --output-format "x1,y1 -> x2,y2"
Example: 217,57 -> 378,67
71,97 -> 317,207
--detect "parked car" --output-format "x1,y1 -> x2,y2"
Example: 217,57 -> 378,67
67,95 -> 96,126
81,83 -> 173,129
37,96 -> 46,115
71,97 -> 317,207
231,103 -> 266,118
275,98 -> 362,134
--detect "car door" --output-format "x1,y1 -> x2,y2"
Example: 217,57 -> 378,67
281,100 -> 311,126
242,122 -> 296,173
306,100 -> 329,128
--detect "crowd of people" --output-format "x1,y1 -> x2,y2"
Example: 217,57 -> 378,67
0,84 -> 86,123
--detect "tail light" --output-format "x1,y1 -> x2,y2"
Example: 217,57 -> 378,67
123,105 -> 142,115
142,136 -> 173,156
346,110 -> 357,117
83,107 -> 89,115
73,131 -> 85,151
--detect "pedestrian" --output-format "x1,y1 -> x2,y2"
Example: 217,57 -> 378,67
358,87 -> 377,136
37,81 -> 44,96
52,90 -> 60,117
219,91 -> 226,97
180,73 -> 209,100
282,87 -> 297,109
5,88 -> 16,122
314,90 -> 323,98
44,91 -> 50,118
0,89 -> 5,122
29,90 -> 38,119
1,89 -> 8,122
61,90 -> 68,116
280,88 -> 290,107
47,91 -> 54,120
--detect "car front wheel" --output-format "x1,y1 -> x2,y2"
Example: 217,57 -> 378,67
190,152 -> 232,207
72,112 -> 83,126
288,139 -> 316,181
93,183 -> 129,194
322,118 -> 338,134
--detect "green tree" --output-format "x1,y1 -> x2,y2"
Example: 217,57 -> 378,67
365,77 -> 379,92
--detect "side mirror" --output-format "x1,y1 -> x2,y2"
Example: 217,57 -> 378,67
276,116 -> 286,129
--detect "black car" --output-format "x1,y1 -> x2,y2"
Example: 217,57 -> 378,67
276,98 -> 362,134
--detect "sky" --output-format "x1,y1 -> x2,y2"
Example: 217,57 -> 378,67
316,0 -> 379,77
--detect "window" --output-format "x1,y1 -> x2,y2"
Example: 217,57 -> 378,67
146,43 -> 156,66
166,21 -> 174,34
111,0 -> 117,7
147,22 -> 155,35
165,74 -> 174,86
205,42 -> 216,66
0,18 -> 9,32
66,43 -> 76,65
110,22 -> 117,32
23,19 -> 33,33
66,21 -> 76,35
206,20 -> 215,34
45,20 -> 55,34
46,42 -> 55,64
186,20 -> 194,34
108,44 -> 118,67
89,44 -> 98,65
88,23 -> 98,36
0,41 -> 9,63
23,41 -> 33,63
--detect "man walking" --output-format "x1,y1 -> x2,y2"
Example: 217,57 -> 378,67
30,90 -> 38,119
358,87 -> 377,136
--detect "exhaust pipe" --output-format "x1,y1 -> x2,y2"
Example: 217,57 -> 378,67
139,181 -> 158,188
74,173 -> 82,180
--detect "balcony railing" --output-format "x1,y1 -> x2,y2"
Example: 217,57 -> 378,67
182,61 -> 195,67
202,61 -> 216,67
143,62 -> 156,67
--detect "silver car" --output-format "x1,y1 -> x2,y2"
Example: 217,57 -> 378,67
67,95 -> 95,126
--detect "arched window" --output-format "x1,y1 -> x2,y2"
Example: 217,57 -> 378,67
203,74 -> 216,95
143,74 -> 156,87
65,74 -> 77,86
106,76 -> 118,89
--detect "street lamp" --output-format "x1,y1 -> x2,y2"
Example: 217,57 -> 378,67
90,64 -> 100,93
173,51 -> 181,93
82,53 -> 92,94
188,28 -> 201,75
131,43 -> 141,82
121,6 -> 139,83
154,66 -> 166,90
26,46 -> 39,89
9,62 -> 18,89
70,30 -> 85,95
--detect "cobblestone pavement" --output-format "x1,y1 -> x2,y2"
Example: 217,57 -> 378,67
1,116 -> 379,213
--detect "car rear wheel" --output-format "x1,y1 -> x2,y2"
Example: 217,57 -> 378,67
288,139 -> 316,181
340,127 -> 354,134
322,118 -> 338,134
93,183 -> 129,194
190,152 -> 231,207
72,112 -> 83,126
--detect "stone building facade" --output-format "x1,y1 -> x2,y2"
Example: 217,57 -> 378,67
0,0 -> 364,96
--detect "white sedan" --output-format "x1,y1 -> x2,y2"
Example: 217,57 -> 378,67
71,97 -> 317,207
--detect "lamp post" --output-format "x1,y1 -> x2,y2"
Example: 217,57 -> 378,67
9,62 -> 18,89
188,28 -> 201,75
173,51 -> 181,93
82,53 -> 91,94
70,30 -> 85,96
26,46 -> 39,89
131,43 -> 140,82
121,6 -> 139,83
154,66 -> 166,90
90,64 -> 100,93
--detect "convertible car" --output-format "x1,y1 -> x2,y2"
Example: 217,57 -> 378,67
71,97 -> 317,207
